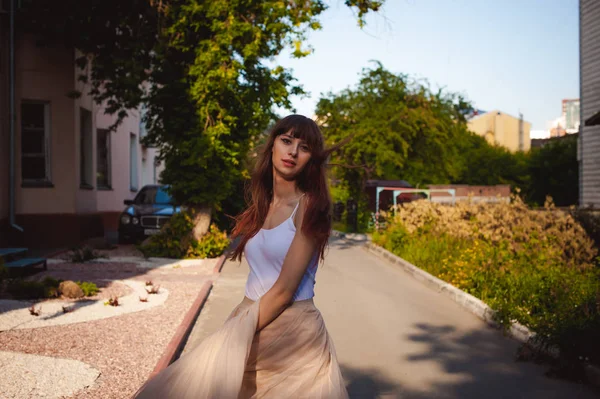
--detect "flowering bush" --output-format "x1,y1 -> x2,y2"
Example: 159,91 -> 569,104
372,195 -> 600,368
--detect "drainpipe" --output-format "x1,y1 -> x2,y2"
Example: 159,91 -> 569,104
9,0 -> 23,232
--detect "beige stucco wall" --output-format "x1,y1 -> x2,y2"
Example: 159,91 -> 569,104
74,54 -> 98,214
468,110 -> 531,152
7,37 -> 164,218
15,35 -> 76,214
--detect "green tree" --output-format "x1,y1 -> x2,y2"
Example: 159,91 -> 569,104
526,135 -> 578,207
316,62 -> 473,198
19,0 -> 385,237
456,132 -> 529,190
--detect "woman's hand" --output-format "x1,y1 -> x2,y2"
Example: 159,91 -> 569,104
256,197 -> 317,331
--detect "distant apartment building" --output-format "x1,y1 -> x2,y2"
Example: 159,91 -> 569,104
563,98 -> 580,133
467,110 -> 531,152
579,0 -> 600,207
0,27 -> 164,248
546,99 -> 580,138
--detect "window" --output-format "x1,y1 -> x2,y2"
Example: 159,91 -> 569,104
80,108 -> 93,188
21,102 -> 51,185
153,159 -> 160,184
133,186 -> 172,205
139,104 -> 148,138
97,128 -> 111,189
130,133 -> 138,191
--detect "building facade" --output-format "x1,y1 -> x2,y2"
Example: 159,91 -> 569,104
579,0 -> 600,208
467,110 -> 531,152
563,98 -> 581,133
0,30 -> 164,248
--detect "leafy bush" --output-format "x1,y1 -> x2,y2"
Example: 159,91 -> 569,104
570,208 -> 600,255
68,246 -> 107,263
77,281 -> 99,297
188,224 -> 230,258
374,196 -> 600,368
140,211 -> 229,259
7,279 -> 57,300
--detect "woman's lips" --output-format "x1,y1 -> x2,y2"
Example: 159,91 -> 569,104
282,159 -> 296,167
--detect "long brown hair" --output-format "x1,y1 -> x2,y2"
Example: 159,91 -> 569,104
230,115 -> 337,262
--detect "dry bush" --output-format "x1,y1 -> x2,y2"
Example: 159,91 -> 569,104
386,194 -> 597,270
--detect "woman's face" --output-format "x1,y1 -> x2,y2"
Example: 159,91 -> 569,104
271,131 -> 312,179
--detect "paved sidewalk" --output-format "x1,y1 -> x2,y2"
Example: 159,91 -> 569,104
180,258 -> 249,356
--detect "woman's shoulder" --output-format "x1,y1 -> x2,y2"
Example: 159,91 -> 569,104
292,193 -> 308,228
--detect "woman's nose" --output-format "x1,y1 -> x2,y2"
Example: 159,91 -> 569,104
289,144 -> 298,156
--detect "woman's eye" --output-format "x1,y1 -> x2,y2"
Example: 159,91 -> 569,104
301,146 -> 310,152
281,138 -> 291,144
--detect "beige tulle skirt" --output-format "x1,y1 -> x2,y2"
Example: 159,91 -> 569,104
134,297 -> 348,399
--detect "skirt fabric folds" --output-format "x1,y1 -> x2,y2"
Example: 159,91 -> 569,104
134,297 -> 348,399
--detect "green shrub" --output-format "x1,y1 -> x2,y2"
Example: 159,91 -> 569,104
375,198 -> 600,368
76,281 -> 99,297
140,211 -> 230,259
187,224 -> 230,258
68,246 -> 107,263
7,280 -> 55,300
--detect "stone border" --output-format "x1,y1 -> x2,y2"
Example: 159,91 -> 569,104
356,234 -> 600,389
148,253 -> 227,379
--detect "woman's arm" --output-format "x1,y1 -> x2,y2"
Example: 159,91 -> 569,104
256,197 -> 317,332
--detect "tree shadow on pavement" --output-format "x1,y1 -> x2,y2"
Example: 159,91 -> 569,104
341,365 -> 404,398
329,236 -> 363,251
400,322 -> 598,399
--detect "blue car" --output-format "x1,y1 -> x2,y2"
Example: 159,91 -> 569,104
118,185 -> 182,244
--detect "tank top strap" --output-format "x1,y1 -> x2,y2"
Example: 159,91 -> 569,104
290,194 -> 305,220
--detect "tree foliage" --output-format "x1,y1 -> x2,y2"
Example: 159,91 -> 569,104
317,63 -> 578,208
317,62 -> 474,197
526,135 -> 578,207
18,0 -> 385,211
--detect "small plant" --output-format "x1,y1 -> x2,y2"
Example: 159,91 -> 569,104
105,296 -> 119,307
62,305 -> 74,313
172,264 -> 182,269
139,296 -> 148,302
68,245 -> 107,263
146,285 -> 160,295
29,305 -> 41,316
76,281 -> 99,297
145,280 -> 153,286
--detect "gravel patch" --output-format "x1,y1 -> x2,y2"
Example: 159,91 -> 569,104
0,264 -> 214,399
0,280 -> 168,331
0,351 -> 100,399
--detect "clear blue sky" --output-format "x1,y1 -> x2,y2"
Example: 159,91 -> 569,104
275,0 -> 579,131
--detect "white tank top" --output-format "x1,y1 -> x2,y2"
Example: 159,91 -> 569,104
244,201 -> 318,301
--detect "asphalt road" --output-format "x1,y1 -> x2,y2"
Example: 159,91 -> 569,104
183,236 -> 598,398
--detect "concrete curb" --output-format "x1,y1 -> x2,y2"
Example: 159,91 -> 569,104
212,254 -> 226,275
148,253 -> 227,378
361,239 -> 600,388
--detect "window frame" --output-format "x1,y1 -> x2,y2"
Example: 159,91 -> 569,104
79,107 -> 94,189
20,100 -> 53,187
130,132 -> 138,192
96,128 -> 112,190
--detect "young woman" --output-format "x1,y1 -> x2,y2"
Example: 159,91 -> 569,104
135,115 -> 347,398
